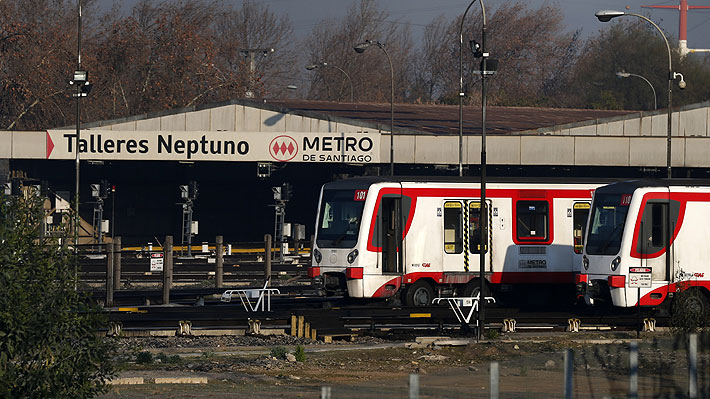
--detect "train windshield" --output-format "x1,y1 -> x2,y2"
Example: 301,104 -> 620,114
586,193 -> 632,255
316,189 -> 366,248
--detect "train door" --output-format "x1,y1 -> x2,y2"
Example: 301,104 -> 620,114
442,200 -> 490,273
572,202 -> 591,267
375,189 -> 405,275
635,193 -> 680,283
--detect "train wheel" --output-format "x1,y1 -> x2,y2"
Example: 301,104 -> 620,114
405,280 -> 434,307
462,279 -> 490,299
672,288 -> 709,326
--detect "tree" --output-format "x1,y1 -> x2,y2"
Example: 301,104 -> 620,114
565,19 -> 710,110
0,190 -> 116,397
412,1 -> 580,106
212,0 -> 297,99
303,0 -> 414,103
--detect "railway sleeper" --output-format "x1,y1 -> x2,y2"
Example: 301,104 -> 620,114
290,314 -> 351,342
566,318 -> 581,333
502,318 -> 516,333
107,321 -> 123,337
177,320 -> 193,336
643,318 -> 656,332
247,319 -> 261,335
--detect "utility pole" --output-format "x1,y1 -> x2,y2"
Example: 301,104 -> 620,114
239,48 -> 274,97
179,181 -> 198,257
642,1 -> 710,56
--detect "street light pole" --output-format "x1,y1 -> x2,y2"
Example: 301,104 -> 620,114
597,10 -> 686,320
75,1 -> 82,252
596,10 -> 683,179
354,40 -> 395,176
458,1 -> 477,177
615,71 -> 658,110
305,62 -> 354,102
477,1 -> 488,344
458,0 -> 489,342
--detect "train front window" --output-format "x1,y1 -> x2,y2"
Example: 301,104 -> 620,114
586,193 -> 631,255
316,189 -> 366,248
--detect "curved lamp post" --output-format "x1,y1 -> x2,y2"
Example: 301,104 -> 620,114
458,0 -> 488,342
596,10 -> 686,179
354,40 -> 395,176
616,71 -> 657,110
305,62 -> 354,102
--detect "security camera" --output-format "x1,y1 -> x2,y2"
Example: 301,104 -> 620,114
673,72 -> 686,90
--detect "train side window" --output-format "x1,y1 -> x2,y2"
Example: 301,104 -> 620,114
444,202 -> 463,254
573,202 -> 590,254
636,199 -> 681,255
469,202 -> 482,254
516,200 -> 549,241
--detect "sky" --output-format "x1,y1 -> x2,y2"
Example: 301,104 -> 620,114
103,0 -> 710,51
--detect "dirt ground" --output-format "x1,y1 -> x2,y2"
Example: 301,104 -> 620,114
99,331 -> 709,399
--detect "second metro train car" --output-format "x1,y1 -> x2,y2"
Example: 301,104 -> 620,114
308,177 -> 604,305
578,180 -> 710,309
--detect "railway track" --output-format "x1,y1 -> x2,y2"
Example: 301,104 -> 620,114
104,297 -> 670,341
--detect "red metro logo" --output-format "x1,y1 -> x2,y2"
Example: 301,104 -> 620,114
269,135 -> 298,162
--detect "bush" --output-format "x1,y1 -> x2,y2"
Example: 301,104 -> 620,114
270,346 -> 288,360
157,353 -> 182,364
136,351 -> 154,364
293,345 -> 306,362
0,191 -> 117,397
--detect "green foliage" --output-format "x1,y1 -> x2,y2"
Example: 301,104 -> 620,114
156,353 -> 182,364
0,192 -> 117,397
293,345 -> 306,362
485,329 -> 500,340
201,350 -> 215,359
270,346 -> 288,360
567,19 -> 710,110
136,351 -> 154,365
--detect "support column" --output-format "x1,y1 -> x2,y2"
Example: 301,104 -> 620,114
265,234 -> 272,285
106,242 -> 114,307
113,237 -> 121,290
163,235 -> 173,305
216,235 -> 223,288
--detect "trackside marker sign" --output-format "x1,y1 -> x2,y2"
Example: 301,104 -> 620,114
45,130 -> 380,163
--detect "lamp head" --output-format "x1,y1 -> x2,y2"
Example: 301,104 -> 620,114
469,40 -> 483,58
354,40 -> 372,53
595,10 -> 625,22
674,72 -> 686,89
616,71 -> 631,78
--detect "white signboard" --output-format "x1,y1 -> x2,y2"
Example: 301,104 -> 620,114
628,267 -> 652,288
150,253 -> 164,272
45,130 -> 380,163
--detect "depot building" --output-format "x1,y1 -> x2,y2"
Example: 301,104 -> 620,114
2,98 -> 710,245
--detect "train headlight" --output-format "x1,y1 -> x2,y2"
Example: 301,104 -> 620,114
347,249 -> 359,264
582,255 -> 589,271
313,248 -> 322,264
610,256 -> 621,272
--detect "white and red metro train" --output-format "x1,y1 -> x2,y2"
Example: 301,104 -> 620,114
308,177 -> 605,306
578,180 -> 710,310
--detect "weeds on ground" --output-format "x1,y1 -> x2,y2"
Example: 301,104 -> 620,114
270,346 -> 288,360
136,351 -> 153,364
485,329 -> 499,340
202,350 -> 215,359
294,345 -> 306,362
157,353 -> 182,364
